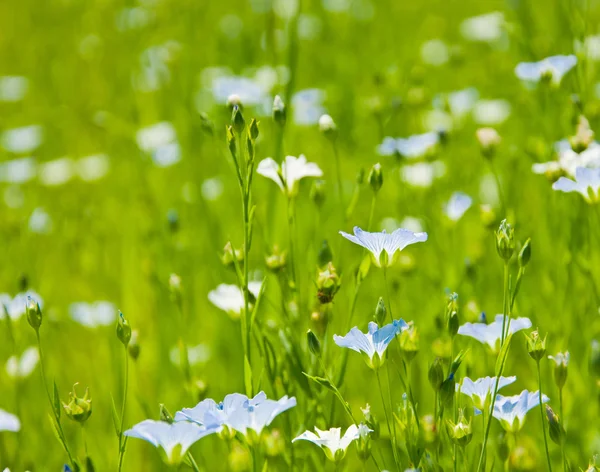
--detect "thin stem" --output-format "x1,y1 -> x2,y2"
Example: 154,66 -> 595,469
500,262 -> 509,345
376,369 -> 400,471
117,345 -> 129,472
368,194 -> 377,231
318,358 -> 356,424
383,267 -> 394,322
336,280 -> 363,386
371,453 -> 383,472
187,452 -> 201,472
82,424 -> 88,457
489,159 -> 506,216
559,388 -> 567,472
537,361 -> 553,472
332,141 -> 345,212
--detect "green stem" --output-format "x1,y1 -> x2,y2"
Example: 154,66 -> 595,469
537,361 -> 553,472
383,267 -> 394,322
332,141 -> 345,212
187,452 -> 201,472
500,262 -> 509,345
318,358 -> 356,423
367,193 -> 377,231
376,369 -> 401,471
117,346 -> 129,472
559,388 -> 567,472
489,159 -> 507,217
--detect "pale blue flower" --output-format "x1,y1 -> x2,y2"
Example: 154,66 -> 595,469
458,314 -> 532,350
552,166 -> 600,203
257,155 -> 323,196
377,132 -> 439,158
0,409 -> 20,432
333,320 -> 409,368
444,192 -> 473,221
515,55 -> 577,85
457,376 -> 517,410
292,424 -> 369,461
493,390 -> 549,432
339,226 -> 428,267
226,395 -> 296,435
124,420 -> 218,464
292,89 -> 326,126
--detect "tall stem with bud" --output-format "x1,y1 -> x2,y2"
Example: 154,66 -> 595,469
116,312 -> 132,472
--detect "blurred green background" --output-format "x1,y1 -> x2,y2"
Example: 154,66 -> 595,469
2,0 -> 600,470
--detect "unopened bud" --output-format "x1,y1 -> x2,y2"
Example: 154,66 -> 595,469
249,118 -> 259,141
526,329 -> 547,361
62,384 -> 92,424
428,357 -> 445,392
315,262 -> 341,304
368,163 -> 383,193
199,112 -> 214,135
265,246 -> 287,273
446,292 -> 459,337
159,404 -> 174,423
221,242 -> 244,269
355,423 -> 372,462
226,94 -> 242,108
374,297 -> 387,325
440,374 -> 456,408
273,95 -> 286,126
361,404 -> 379,440
226,125 -> 236,157
399,325 -> 419,362
231,105 -> 245,135
310,179 -> 326,209
128,330 -> 140,360
446,409 -> 472,447
169,273 -> 182,305
318,114 -> 337,140
518,238 -> 531,268
116,311 -> 132,347
569,115 -> 594,152
548,351 -> 569,389
545,405 -> 565,445
26,296 -> 42,331
307,329 -> 321,357
476,127 -> 501,159
317,240 -> 333,267
496,219 -> 515,261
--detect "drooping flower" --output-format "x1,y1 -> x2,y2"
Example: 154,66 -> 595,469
377,132 -> 439,158
457,376 -> 517,410
457,314 -> 532,350
207,282 -> 262,318
0,409 -> 20,432
552,166 -> 600,203
339,226 -> 428,267
257,155 -> 323,196
444,192 -> 473,221
333,320 -> 409,369
515,55 -> 577,85
124,420 -> 219,465
492,390 -> 549,432
5,346 -> 39,379
292,424 -> 370,462
69,301 -> 117,328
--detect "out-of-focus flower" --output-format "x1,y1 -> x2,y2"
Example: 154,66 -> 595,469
460,12 -> 505,43
292,89 -> 326,125
6,346 -> 39,379
136,122 -> 181,168
0,409 -> 20,432
124,420 -> 219,465
39,158 -> 74,186
401,161 -> 446,187
457,376 -> 517,410
377,132 -> 439,158
0,290 -> 43,321
69,301 -> 117,328
548,352 -> 569,389
444,192 -> 473,221
553,166 -> 600,202
515,55 -> 577,85
421,39 -> 449,66
0,157 -> 36,184
208,282 -> 262,318
292,424 -> 370,462
257,155 -> 323,196
1,125 -> 43,154
333,320 -> 409,369
476,128 -> 501,158
0,76 -> 29,102
533,141 -> 600,179
169,344 -> 210,367
493,390 -> 549,432
77,154 -> 110,182
339,226 -> 428,267
28,208 -> 52,234
473,100 -> 511,125
458,314 -> 532,350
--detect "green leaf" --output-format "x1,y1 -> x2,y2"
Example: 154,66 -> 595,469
244,355 -> 253,397
250,277 -> 267,329
356,254 -> 371,284
495,334 -> 513,377
302,373 -> 336,393
110,393 -> 121,437
47,413 -> 62,444
53,380 -> 61,420
85,456 -> 95,472
449,349 -> 469,375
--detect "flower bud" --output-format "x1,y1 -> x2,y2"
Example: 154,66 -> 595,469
496,432 -> 510,462
159,403 -> 174,423
231,105 -> 245,135
226,94 -> 242,109
272,95 -> 286,126
368,163 -> 383,193
446,409 -> 472,448
169,273 -> 182,306
116,311 -> 132,347
399,325 -> 419,362
548,351 -> 569,390
62,384 -> 92,424
374,297 -> 387,326
446,292 -> 459,338
306,329 -> 321,357
318,114 -> 337,140
317,240 -> 333,267
249,118 -> 259,141
518,238 -> 531,268
315,262 -> 341,304
309,179 -> 326,209
496,219 -> 515,262
476,127 -> 501,159
26,296 -> 42,331
128,330 -> 140,360
361,404 -> 380,440
545,405 -> 565,446
226,125 -> 236,157
221,242 -> 244,269
440,374 -> 456,408
525,329 -> 547,361
355,423 -> 372,462
265,246 -> 287,273
428,357 -> 445,392
569,115 -> 594,152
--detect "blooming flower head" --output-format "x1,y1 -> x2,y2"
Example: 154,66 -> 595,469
552,166 -> 600,203
444,192 -> 473,221
515,55 -> 577,85
226,395 -> 296,438
124,420 -> 219,465
377,132 -> 439,159
257,155 -> 323,196
333,320 -> 409,369
548,351 -> 569,368
339,226 -> 428,267
458,314 -> 532,351
493,390 -> 549,432
457,376 -> 517,410
0,409 -> 20,432
292,424 -> 370,462
207,282 -> 262,318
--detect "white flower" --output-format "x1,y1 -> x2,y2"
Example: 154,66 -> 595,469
211,75 -> 269,107
447,88 -> 479,118
318,114 -> 336,133
77,154 -> 110,181
28,208 -> 52,234
124,420 -> 219,465
1,125 -> 43,154
39,158 -> 74,186
444,192 -> 473,221
208,282 -> 262,318
339,226 -> 428,267
69,301 -> 117,328
473,99 -> 511,125
0,409 -> 20,432
257,155 -> 323,196
515,55 -> 577,85
493,390 -> 549,432
0,76 -> 29,102
458,314 -> 532,350
401,161 -> 446,188
293,425 -> 369,461
0,157 -> 36,184
421,39 -> 449,66
533,142 -> 600,178
292,89 -> 326,126
0,290 -> 43,321
548,351 -> 570,367
6,346 -> 39,379
552,166 -> 600,202
377,132 -> 439,158
457,376 -> 517,410
136,122 -> 181,168
460,12 -> 505,43
170,344 -> 210,367
226,395 -> 296,435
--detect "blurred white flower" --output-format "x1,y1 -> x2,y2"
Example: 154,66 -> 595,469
212,75 -> 270,107
292,89 -> 326,125
257,155 -> 323,195
28,208 -> 52,234
318,114 -> 336,133
377,132 -> 440,158
70,301 -> 117,328
399,217 -> 424,234
77,154 -> 110,181
39,158 -> 74,186
421,39 -> 449,66
575,35 -> 600,61
0,409 -> 20,432
201,177 -> 224,201
152,142 -> 181,167
6,346 -> 39,379
0,158 -> 36,184
515,55 -> 577,85
444,192 -> 473,221
460,12 -> 505,43
473,99 -> 511,125
0,290 -> 43,321
553,166 -> 600,203
1,125 -> 43,154
401,161 -> 446,188
170,344 -> 211,367
0,76 -> 29,102
208,282 -> 262,317
136,122 -> 181,168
